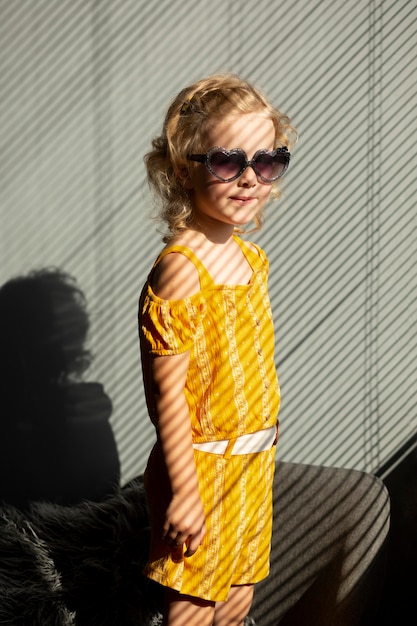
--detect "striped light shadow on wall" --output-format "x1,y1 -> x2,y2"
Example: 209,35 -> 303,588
0,0 -> 415,486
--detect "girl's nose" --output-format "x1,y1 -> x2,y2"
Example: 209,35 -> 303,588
238,165 -> 257,186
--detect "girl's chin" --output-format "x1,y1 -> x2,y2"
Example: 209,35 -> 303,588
229,211 -> 259,226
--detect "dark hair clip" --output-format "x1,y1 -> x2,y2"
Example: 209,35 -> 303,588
180,96 -> 193,115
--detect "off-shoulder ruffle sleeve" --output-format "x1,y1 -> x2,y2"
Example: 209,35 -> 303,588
140,288 -> 207,356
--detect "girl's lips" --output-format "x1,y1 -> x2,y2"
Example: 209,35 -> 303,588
230,196 -> 255,202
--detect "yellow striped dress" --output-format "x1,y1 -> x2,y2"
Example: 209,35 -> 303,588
139,235 -> 280,602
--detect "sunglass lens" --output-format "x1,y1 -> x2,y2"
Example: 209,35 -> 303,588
209,150 -> 244,181
255,153 -> 288,181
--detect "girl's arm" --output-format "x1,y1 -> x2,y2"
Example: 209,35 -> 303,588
149,251 -> 205,556
151,351 -> 206,557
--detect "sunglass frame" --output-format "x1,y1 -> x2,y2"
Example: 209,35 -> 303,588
187,146 -> 290,183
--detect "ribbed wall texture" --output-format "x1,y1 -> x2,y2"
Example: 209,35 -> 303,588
1,0 -> 416,484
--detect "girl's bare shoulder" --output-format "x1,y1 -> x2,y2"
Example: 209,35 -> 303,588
151,248 -> 200,300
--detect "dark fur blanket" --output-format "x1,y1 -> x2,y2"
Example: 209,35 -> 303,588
0,478 -> 162,626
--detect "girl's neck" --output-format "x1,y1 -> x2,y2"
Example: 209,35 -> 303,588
175,229 -> 234,251
184,220 -> 236,246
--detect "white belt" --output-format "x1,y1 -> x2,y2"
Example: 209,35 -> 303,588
192,424 -> 278,457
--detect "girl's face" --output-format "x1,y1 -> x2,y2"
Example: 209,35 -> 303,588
185,112 -> 276,230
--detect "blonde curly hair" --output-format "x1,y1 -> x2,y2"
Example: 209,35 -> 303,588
144,73 -> 297,242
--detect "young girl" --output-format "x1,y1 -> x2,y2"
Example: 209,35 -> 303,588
138,74 -> 296,626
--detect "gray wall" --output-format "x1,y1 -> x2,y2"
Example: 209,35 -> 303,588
1,0 -> 416,484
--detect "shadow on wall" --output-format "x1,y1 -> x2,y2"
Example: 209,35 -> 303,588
0,268 -> 120,509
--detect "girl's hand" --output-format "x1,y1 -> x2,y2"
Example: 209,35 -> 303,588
163,490 -> 206,557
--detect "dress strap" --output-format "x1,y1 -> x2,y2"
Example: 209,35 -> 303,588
153,245 -> 214,292
232,235 -> 263,270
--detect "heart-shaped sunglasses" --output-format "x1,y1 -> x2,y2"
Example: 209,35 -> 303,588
187,146 -> 290,183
